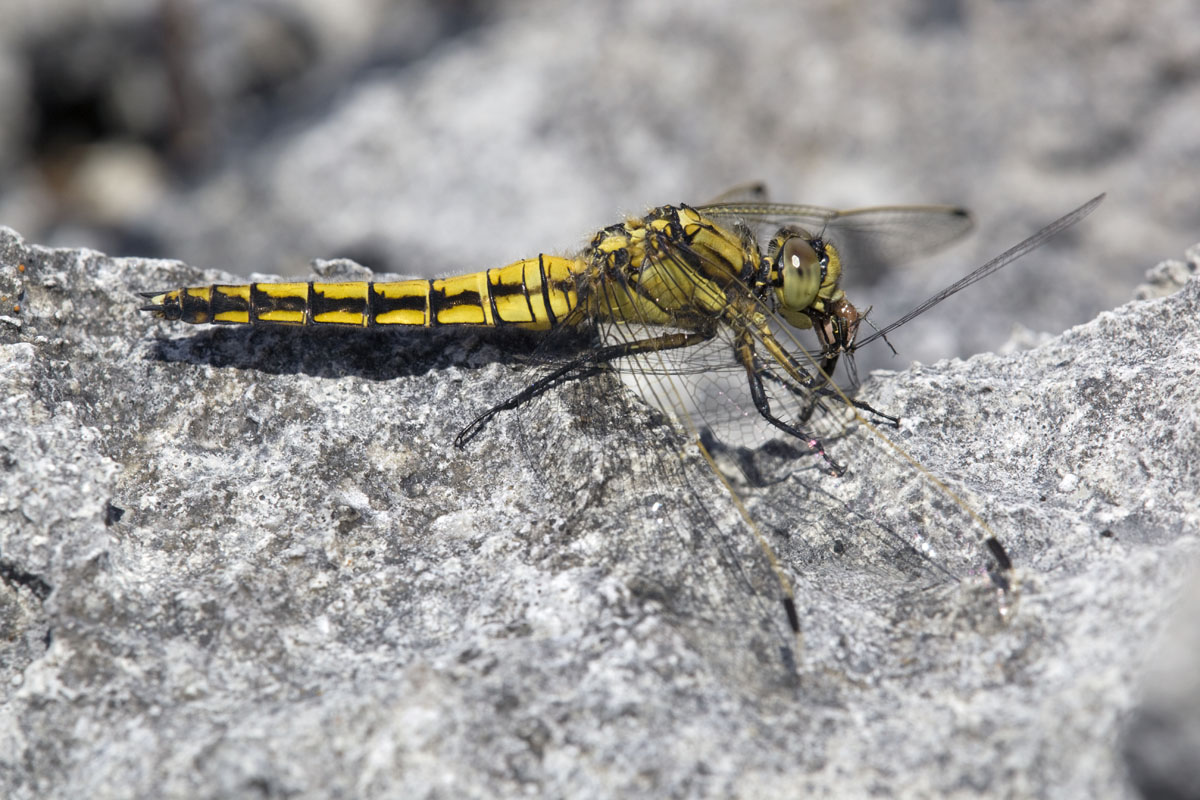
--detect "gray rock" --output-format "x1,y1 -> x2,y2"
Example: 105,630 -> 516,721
1,224 -> 1196,798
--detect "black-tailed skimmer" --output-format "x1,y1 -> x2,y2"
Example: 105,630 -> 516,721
140,189 -> 1104,634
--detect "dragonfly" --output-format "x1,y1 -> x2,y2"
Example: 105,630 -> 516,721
139,188 -> 1104,635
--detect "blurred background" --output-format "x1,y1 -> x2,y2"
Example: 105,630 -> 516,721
1,0 -> 1197,364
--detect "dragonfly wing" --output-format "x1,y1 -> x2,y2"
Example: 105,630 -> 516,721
854,193 -> 1106,348
591,235 -> 1005,582
482,203 -> 1015,647
701,202 -> 975,285
700,182 -> 770,205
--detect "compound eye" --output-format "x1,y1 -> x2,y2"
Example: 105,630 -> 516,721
780,236 -> 824,311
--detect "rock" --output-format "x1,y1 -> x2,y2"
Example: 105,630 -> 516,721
1,225 -> 1196,798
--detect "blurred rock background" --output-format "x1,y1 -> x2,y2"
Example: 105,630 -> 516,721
1,0 -> 1197,365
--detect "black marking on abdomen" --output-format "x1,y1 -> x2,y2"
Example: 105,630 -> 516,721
486,270 -> 503,325
210,285 -> 250,323
428,282 -> 483,326
538,255 -> 558,327
371,285 -> 427,325
251,284 -> 310,323
311,287 -> 368,321
179,289 -> 213,322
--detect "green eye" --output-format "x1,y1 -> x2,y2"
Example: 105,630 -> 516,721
780,236 -> 824,311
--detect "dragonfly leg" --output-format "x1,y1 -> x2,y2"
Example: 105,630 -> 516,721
756,368 -> 840,425
755,355 -> 900,428
455,329 -> 715,447
736,334 -> 846,477
801,386 -> 900,428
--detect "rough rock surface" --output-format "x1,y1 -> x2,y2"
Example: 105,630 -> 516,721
1,226 -> 1197,798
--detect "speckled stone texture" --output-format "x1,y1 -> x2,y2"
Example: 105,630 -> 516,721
0,224 -> 1197,798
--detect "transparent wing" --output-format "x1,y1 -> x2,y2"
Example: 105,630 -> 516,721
478,197 -> 1039,661
700,182 -> 771,205
853,193 -> 1106,349
699,200 -> 975,282
569,229 -> 1001,591
472,194 -> 1102,659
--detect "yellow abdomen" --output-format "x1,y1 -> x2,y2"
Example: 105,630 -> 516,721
140,255 -> 584,331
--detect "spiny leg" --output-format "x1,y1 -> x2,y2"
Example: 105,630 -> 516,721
754,333 -> 844,424
455,329 -> 715,447
805,385 -> 899,427
735,332 -> 846,477
756,369 -> 900,428
750,333 -> 901,428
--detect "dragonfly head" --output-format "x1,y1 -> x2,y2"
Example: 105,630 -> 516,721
771,230 -> 860,351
